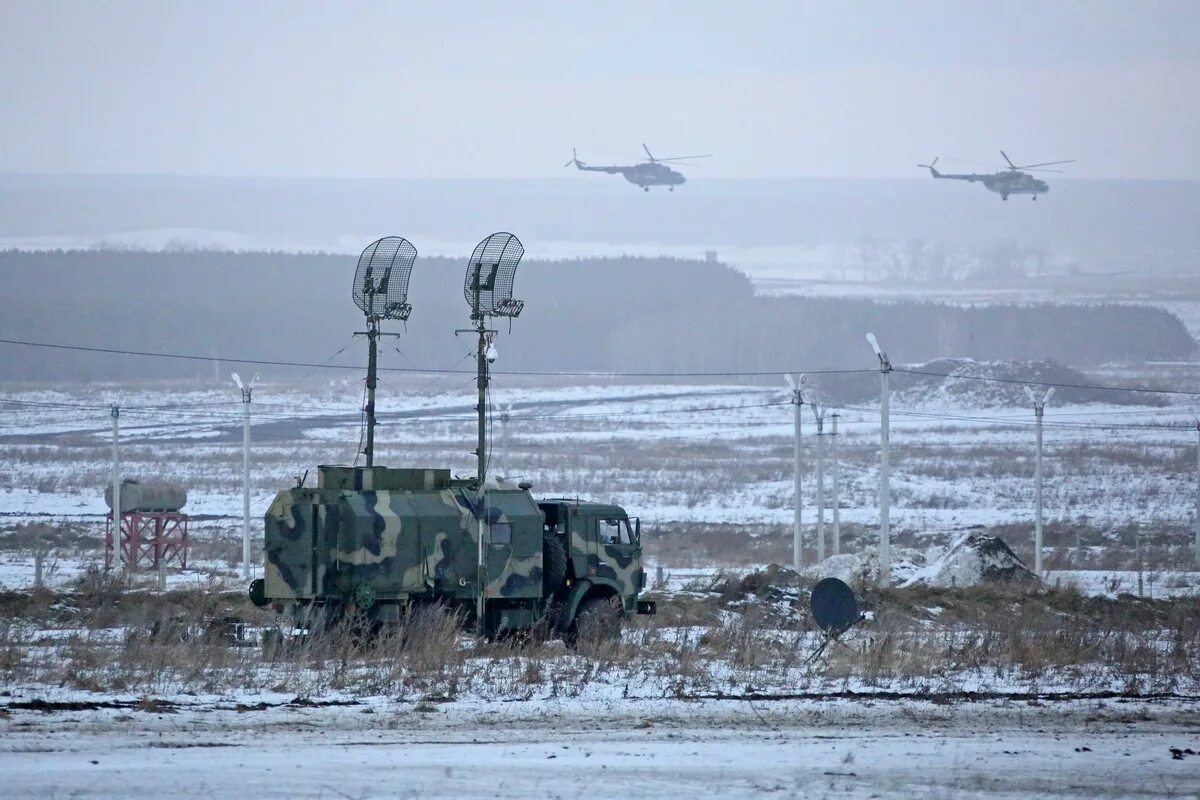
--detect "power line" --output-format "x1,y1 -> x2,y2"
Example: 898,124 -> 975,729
5,334 -> 1198,395
0,394 -> 792,436
893,367 -> 1200,398
2,391 -> 1194,437
823,402 -> 1197,433
0,336 -> 871,378
510,399 -> 790,422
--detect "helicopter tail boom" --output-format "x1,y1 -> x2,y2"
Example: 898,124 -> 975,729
565,148 -> 629,174
564,148 -> 584,169
917,157 -> 942,178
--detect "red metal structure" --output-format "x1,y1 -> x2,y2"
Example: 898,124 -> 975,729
104,511 -> 189,570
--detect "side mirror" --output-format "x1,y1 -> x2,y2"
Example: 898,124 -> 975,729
634,518 -> 641,542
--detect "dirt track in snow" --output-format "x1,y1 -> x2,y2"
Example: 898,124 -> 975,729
2,695 -> 1198,799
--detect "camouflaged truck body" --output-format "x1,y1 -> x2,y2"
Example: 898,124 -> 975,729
258,465 -> 652,634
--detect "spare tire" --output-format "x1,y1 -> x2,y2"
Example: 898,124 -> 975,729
542,530 -> 568,596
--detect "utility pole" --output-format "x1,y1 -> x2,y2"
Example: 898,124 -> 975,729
787,373 -> 806,571
499,403 -> 513,480
110,405 -> 121,571
866,334 -> 891,587
1135,525 -> 1144,597
243,392 -> 251,580
813,404 -> 826,564
830,412 -> 841,556
1026,386 -> 1054,578
233,373 -> 259,581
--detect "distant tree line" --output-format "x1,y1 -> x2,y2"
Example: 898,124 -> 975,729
0,250 -> 1192,381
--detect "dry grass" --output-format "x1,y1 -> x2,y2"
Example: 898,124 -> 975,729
2,571 -> 1196,703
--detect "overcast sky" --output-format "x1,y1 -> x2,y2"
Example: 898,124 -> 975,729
2,1 -> 1197,179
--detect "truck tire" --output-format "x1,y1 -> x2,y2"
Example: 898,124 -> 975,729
566,594 -> 622,647
542,530 -> 568,595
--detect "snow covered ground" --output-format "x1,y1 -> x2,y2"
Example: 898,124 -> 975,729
2,374 -> 1199,594
1,691 -> 1197,799
3,379 -> 1198,525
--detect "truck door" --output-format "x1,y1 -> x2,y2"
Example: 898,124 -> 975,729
560,504 -> 591,582
595,516 -> 638,586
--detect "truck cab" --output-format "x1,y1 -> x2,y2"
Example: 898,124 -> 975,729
538,499 -> 655,636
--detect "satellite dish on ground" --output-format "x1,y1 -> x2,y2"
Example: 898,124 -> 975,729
810,577 -> 861,635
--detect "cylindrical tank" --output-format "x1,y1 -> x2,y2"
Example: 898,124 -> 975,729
104,480 -> 187,513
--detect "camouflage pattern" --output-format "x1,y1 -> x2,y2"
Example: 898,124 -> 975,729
258,466 -> 649,632
561,502 -> 645,610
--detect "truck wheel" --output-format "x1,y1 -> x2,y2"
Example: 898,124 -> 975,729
566,595 -> 622,648
542,530 -> 568,595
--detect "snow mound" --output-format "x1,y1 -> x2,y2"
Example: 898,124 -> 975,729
802,548 -> 926,589
893,358 -> 1161,409
902,531 -> 1037,588
808,554 -> 872,586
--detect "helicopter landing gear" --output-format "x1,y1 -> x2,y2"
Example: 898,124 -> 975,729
642,186 -> 650,192
669,186 -> 674,192
1032,195 -> 1038,201
1001,193 -> 1009,201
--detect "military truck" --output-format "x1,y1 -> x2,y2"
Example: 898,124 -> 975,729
249,232 -> 654,641
249,464 -> 655,641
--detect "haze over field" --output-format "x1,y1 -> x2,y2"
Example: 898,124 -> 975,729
3,2 -> 1199,295
2,1 -> 1199,180
4,6 -> 1200,799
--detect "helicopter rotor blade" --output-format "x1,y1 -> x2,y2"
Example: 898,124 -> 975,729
1000,150 -> 1018,170
1016,159 -> 1075,170
944,157 -> 1001,169
642,143 -> 656,162
655,154 -> 713,163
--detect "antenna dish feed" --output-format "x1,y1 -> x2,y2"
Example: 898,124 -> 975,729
354,236 -> 418,321
353,236 -> 419,467
461,232 -> 526,489
463,232 -> 525,319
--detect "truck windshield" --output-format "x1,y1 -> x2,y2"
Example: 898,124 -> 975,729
600,518 -> 635,546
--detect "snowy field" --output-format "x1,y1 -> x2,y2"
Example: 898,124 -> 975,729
2,369 -> 1198,592
3,374 -> 1200,798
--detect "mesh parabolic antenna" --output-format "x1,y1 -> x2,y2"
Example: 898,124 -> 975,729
463,232 -> 524,318
810,577 -> 860,635
354,236 -> 417,320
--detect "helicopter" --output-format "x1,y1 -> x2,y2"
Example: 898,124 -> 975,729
565,144 -> 711,191
918,151 -> 1074,201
